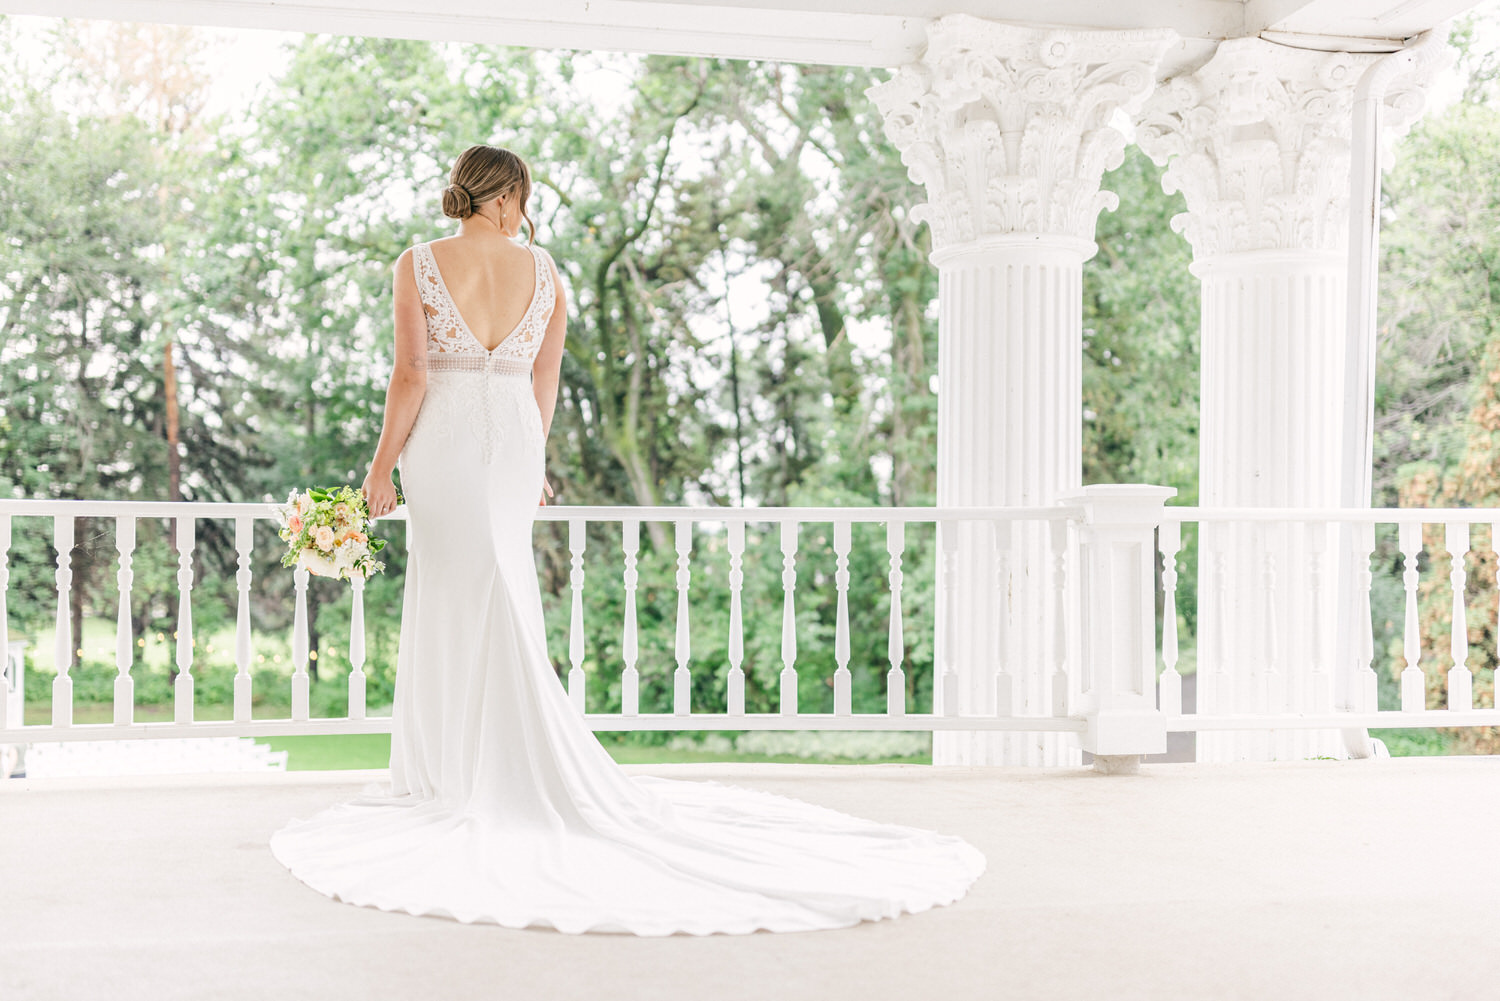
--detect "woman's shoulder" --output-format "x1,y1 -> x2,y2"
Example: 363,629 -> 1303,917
393,244 -> 421,281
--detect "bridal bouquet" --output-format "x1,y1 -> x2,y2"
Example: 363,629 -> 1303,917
274,485 -> 390,581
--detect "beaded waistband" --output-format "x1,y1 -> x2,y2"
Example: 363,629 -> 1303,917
426,352 -> 532,376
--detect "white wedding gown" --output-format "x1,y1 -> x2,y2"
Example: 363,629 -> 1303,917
268,238 -> 986,935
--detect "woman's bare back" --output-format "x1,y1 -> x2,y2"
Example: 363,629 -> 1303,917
426,236 -> 538,352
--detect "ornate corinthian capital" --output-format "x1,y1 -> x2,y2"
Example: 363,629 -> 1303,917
866,16 -> 1174,254
1136,37 -> 1444,261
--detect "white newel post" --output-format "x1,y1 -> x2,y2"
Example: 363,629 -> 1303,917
1071,485 -> 1173,773
1137,39 -> 1441,762
868,15 -> 1174,765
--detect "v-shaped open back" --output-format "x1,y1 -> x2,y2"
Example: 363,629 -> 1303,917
414,240 -> 555,363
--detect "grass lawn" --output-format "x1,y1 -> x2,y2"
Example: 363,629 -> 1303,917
251,734 -> 931,770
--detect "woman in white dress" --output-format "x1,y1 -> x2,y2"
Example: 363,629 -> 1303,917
268,144 -> 986,936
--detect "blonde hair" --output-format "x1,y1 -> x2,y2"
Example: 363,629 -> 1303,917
441,144 -> 535,244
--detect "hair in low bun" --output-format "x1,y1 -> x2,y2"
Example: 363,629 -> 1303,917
442,144 -> 535,243
441,183 -> 474,219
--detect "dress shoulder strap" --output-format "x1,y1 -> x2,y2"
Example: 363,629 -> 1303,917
412,242 -> 440,309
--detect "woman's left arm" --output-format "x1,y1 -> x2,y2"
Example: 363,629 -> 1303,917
532,252 -> 569,502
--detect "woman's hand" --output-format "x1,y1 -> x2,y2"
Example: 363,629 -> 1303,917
362,467 -> 400,519
540,474 -> 555,507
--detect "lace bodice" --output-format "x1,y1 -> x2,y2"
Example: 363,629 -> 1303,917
406,240 -> 555,466
413,240 -> 555,366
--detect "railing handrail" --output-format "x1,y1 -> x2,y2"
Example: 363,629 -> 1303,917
1163,504 -> 1500,524
0,499 -> 1086,523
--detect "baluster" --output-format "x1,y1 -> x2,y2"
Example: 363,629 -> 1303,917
886,520 -> 906,716
1353,521 -> 1379,713
1443,522 -> 1472,711
726,520 -> 745,716
290,565 -> 310,721
1210,544 -> 1230,715
1398,521 -> 1425,711
114,517 -> 136,725
1050,516 -> 1070,717
233,517 -> 254,722
567,518 -> 587,713
1306,522 -> 1332,713
1158,520 -> 1182,717
174,515 -> 196,724
347,575 -> 367,720
0,514 -> 11,730
52,514 -> 74,727
779,520 -> 798,716
833,520 -> 852,716
1258,529 -> 1281,762
992,520 -> 1015,716
938,519 -> 960,717
621,519 -> 640,716
673,519 -> 692,716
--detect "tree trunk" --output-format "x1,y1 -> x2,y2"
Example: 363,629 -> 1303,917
164,340 -> 181,504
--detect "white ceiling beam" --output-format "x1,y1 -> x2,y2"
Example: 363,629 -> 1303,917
0,0 -> 1476,68
1,0 -> 1244,69
1250,0 -> 1477,42
1243,0 -> 1320,35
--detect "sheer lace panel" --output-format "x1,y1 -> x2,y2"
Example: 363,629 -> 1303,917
413,241 -> 556,363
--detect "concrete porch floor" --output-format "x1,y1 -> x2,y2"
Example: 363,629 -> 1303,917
3,756 -> 1498,1001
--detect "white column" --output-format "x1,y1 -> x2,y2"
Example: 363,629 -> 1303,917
870,16 -> 1174,765
1137,39 -> 1440,761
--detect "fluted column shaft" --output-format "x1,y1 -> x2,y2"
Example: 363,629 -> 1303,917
936,239 -> 1084,765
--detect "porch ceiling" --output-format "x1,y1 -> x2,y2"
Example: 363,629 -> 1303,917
0,0 -> 1479,71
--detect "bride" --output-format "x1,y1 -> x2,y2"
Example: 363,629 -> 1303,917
268,144 -> 986,936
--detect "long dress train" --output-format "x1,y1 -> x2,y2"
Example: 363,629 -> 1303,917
268,238 -> 986,935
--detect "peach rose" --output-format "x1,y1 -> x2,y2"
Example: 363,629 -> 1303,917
288,514 -> 303,533
314,525 -> 335,552
334,502 -> 352,524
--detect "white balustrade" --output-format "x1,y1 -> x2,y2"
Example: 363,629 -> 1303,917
726,520 -> 746,716
1306,522 -> 1332,714
778,520 -> 798,716
567,518 -> 587,713
33,497 -> 1500,760
673,520 -> 692,715
233,516 -> 254,722
620,519 -> 640,717
290,565 -> 310,722
348,576 -> 367,720
991,520 -> 1015,717
114,516 -> 135,725
53,514 -> 73,728
1157,520 -> 1182,717
0,514 -> 10,731
1352,521 -> 1379,714
1398,520 -> 1425,712
885,520 -> 905,717
937,519 -> 959,717
174,516 -> 196,724
1446,522 -> 1472,711
832,520 -> 852,717
1050,517 -> 1071,718
1257,529 -> 1281,759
